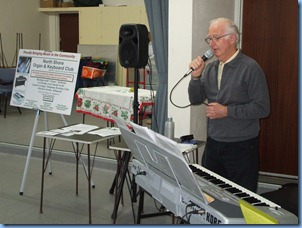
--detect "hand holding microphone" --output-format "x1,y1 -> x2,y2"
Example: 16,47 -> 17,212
170,49 -> 214,108
185,49 -> 214,77
189,57 -> 206,78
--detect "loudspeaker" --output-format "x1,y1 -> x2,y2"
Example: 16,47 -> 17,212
119,24 -> 149,68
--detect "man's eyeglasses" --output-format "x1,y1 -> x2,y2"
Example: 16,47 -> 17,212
205,33 -> 232,44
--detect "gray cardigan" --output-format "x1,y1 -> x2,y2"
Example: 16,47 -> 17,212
188,51 -> 270,142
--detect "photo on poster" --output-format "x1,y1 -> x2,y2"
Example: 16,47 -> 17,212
17,56 -> 32,74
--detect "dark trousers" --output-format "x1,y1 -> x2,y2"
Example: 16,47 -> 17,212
202,136 -> 259,192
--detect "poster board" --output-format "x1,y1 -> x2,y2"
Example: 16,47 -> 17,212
10,49 -> 81,115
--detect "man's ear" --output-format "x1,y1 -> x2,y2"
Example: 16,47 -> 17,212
229,33 -> 237,44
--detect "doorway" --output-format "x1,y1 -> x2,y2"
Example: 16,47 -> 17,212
242,0 -> 298,176
59,14 -> 79,53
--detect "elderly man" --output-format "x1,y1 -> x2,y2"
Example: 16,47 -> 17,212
188,17 -> 270,192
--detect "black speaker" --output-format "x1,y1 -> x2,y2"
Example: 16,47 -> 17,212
119,24 -> 149,68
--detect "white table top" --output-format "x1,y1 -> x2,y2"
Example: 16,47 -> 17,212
36,124 -> 117,144
109,140 -> 131,152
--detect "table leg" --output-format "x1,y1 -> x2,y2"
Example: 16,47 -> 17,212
76,142 -> 79,195
106,121 -> 115,147
40,137 -> 46,213
87,144 -> 92,224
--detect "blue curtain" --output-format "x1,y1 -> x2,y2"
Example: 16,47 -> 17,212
144,0 -> 168,134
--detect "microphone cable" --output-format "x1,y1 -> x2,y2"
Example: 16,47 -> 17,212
169,73 -> 191,108
169,49 -> 213,108
169,73 -> 208,108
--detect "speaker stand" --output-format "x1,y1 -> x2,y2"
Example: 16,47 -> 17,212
133,68 -> 139,124
130,67 -> 140,202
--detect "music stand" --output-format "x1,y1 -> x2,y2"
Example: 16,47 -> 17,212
114,117 -> 210,223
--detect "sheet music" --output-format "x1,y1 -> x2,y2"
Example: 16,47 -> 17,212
131,122 -> 157,142
60,124 -> 99,136
88,127 -> 121,137
177,143 -> 198,153
131,122 -> 184,158
36,123 -> 99,136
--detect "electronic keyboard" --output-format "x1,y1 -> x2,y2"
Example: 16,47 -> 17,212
131,159 -> 298,224
114,116 -> 298,224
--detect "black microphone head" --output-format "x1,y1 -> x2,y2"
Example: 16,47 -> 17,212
202,49 -> 214,61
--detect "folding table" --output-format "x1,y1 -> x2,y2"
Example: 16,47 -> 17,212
36,126 -> 114,224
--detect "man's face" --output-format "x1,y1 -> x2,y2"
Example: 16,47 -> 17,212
207,22 -> 235,63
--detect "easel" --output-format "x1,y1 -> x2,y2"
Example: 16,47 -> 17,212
12,49 -> 82,194
19,109 -> 95,195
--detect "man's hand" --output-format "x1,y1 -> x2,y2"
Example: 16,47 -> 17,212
189,56 -> 206,78
206,102 -> 228,119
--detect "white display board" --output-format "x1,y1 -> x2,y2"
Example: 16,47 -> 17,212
10,49 -> 81,115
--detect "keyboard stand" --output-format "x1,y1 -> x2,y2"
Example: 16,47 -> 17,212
136,187 -> 175,224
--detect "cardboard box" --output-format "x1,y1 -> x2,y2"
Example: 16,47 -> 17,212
61,2 -> 74,7
40,0 -> 57,8
81,66 -> 106,79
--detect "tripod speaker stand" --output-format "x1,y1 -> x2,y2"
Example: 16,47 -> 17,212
110,23 -> 149,222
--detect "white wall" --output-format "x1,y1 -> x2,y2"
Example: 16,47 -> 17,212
0,0 -> 50,66
168,0 -> 193,137
169,0 -> 241,140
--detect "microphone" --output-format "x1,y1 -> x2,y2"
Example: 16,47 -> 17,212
184,49 -> 214,76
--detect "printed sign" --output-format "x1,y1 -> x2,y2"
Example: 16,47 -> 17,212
10,49 -> 81,115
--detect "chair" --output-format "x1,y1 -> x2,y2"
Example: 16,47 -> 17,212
0,68 -> 21,118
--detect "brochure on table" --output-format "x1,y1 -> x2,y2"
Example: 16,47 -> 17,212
10,49 -> 81,115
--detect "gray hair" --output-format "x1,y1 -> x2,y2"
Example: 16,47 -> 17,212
210,18 -> 241,45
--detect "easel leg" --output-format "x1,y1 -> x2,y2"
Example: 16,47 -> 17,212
19,109 -> 41,195
20,110 -> 52,194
